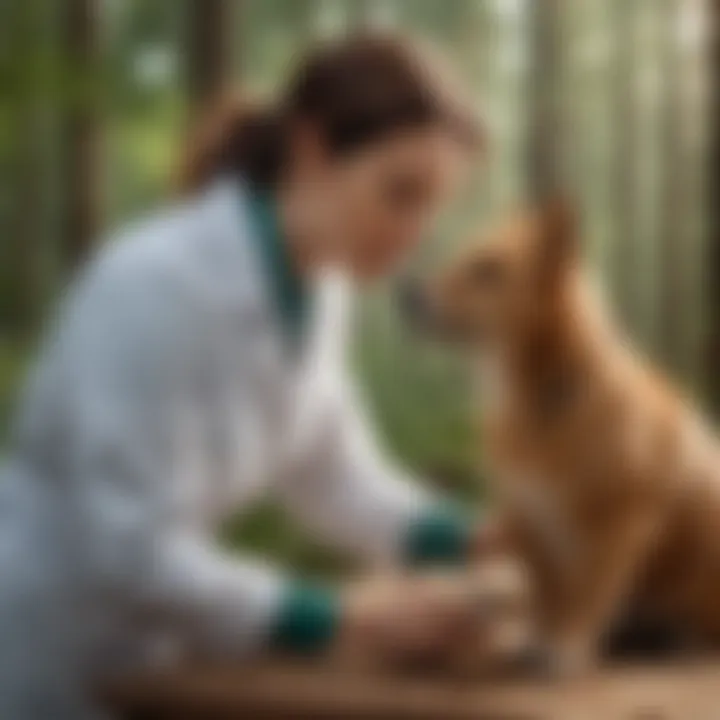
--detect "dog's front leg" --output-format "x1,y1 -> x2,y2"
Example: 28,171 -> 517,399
548,505 -> 662,676
481,509 -> 568,653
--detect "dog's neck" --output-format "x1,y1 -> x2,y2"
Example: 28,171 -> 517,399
476,273 -> 617,423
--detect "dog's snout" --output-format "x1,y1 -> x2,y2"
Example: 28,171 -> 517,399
397,278 -> 431,328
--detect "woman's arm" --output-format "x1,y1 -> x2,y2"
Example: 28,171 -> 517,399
276,379 -> 472,567
71,398 -> 479,663
68,381 -> 342,662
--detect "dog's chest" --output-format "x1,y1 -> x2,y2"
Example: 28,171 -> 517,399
477,354 -> 581,571
501,470 -> 579,570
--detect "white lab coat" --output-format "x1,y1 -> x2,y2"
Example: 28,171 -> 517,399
0,177 -> 433,718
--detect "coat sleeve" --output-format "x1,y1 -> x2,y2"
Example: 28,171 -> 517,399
275,377 -> 472,567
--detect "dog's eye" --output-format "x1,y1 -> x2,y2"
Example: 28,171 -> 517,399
470,257 -> 505,286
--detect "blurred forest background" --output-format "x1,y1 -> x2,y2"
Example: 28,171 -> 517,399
0,0 -> 716,571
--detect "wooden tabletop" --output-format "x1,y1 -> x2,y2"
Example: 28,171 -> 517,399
106,659 -> 720,719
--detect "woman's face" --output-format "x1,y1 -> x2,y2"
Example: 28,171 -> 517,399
290,126 -> 472,279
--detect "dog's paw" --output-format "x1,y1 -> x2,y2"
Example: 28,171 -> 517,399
508,638 -> 596,681
503,644 -> 551,678
545,636 -> 597,680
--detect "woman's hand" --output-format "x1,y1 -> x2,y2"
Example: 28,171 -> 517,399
331,573 -> 480,669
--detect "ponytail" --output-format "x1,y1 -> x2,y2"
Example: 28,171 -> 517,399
176,93 -> 287,194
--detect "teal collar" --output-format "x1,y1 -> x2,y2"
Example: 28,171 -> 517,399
245,188 -> 309,344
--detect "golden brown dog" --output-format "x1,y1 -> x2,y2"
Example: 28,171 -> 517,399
406,202 -> 720,675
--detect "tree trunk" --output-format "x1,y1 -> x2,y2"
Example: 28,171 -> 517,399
2,2 -> 44,337
9,112 -> 43,337
185,0 -> 232,119
61,0 -> 102,272
526,0 -> 564,202
658,0 -> 687,376
612,0 -> 640,329
707,0 -> 720,407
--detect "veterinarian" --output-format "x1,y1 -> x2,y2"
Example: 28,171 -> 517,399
0,34 -> 484,718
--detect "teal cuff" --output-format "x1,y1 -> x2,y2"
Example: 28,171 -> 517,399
271,582 -> 340,655
404,502 -> 472,566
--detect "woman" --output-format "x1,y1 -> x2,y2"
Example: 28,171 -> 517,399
0,34 -> 484,718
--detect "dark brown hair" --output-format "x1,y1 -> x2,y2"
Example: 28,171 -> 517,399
178,33 -> 483,194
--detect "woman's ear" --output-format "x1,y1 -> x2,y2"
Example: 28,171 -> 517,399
537,198 -> 578,285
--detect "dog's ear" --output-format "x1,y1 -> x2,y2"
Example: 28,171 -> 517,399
537,198 -> 578,285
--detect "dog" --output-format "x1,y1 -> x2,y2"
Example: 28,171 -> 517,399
402,201 -> 720,676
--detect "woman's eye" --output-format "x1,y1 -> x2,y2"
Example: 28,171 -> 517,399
471,258 -> 505,286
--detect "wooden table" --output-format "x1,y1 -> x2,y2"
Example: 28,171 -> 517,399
107,660 -> 720,719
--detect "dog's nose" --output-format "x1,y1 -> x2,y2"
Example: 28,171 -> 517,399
396,278 -> 431,328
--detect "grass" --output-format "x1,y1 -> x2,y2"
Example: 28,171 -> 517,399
222,502 -> 353,580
